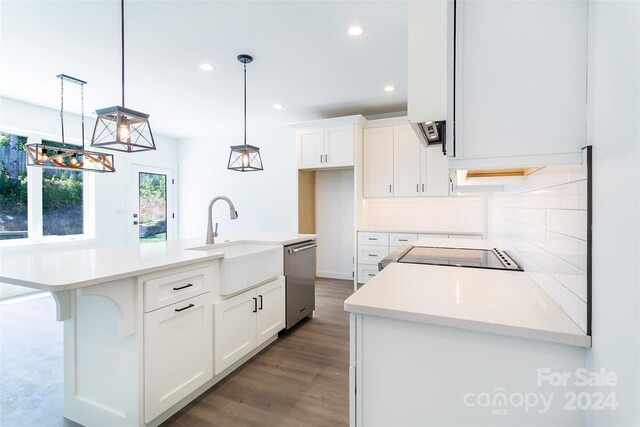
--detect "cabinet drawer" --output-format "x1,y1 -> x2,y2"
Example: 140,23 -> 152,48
358,232 -> 389,246
389,233 -> 418,246
358,245 -> 390,265
143,263 -> 216,312
358,264 -> 379,284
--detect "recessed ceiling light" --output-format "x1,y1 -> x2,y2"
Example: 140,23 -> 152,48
347,25 -> 364,37
273,103 -> 283,110
200,63 -> 214,71
384,85 -> 396,92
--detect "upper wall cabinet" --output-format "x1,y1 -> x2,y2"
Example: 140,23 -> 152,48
448,0 -> 588,168
364,123 -> 449,198
294,116 -> 365,170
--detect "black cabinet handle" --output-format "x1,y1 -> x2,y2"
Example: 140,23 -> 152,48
175,303 -> 194,312
173,283 -> 193,291
368,254 -> 377,257
399,239 -> 408,242
259,295 -> 263,310
252,297 -> 258,313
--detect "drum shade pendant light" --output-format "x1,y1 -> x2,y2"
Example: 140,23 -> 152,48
91,0 -> 156,152
227,54 -> 263,172
26,74 -> 115,173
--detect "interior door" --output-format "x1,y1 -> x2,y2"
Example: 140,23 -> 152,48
127,164 -> 176,244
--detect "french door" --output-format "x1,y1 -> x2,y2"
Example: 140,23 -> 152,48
127,164 -> 176,244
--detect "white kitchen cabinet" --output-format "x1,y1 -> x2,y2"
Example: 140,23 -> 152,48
363,127 -> 394,197
421,145 -> 450,196
450,0 -> 587,166
213,288 -> 257,375
297,124 -> 358,169
357,232 -> 389,246
364,124 -> 450,198
358,245 -> 390,266
213,277 -> 285,375
256,277 -> 286,346
390,233 -> 418,246
144,292 -> 213,422
297,128 -> 325,169
393,125 -> 422,197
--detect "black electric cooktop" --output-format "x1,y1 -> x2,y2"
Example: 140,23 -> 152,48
396,246 -> 523,271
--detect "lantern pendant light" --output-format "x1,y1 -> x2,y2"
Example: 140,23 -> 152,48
26,74 -> 115,173
91,0 -> 156,153
227,54 -> 263,172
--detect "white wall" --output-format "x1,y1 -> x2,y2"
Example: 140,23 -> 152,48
585,1 -> 640,425
316,169 -> 354,280
177,126 -> 298,240
0,96 -> 180,248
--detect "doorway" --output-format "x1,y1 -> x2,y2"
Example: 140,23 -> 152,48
127,164 -> 176,244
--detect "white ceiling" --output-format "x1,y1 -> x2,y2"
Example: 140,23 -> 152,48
0,1 -> 408,138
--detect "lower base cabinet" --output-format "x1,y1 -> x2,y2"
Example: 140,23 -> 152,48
144,292 -> 213,422
214,276 -> 285,375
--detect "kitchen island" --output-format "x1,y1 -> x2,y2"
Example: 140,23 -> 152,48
0,234 -> 314,427
344,238 -> 591,427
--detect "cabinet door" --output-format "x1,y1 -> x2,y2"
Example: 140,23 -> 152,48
144,293 -> 213,422
421,145 -> 450,196
325,125 -> 354,167
256,277 -> 285,346
455,0 -> 587,159
363,127 -> 394,198
213,289 -> 257,375
393,125 -> 422,197
297,128 -> 325,169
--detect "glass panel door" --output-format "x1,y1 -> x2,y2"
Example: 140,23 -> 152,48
138,172 -> 167,243
127,164 -> 175,244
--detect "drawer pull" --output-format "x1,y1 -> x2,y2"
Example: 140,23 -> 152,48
368,254 -> 377,257
173,283 -> 193,291
367,237 -> 377,240
259,295 -> 263,310
175,303 -> 195,312
368,273 -> 375,277
252,297 -> 258,313
398,239 -> 408,242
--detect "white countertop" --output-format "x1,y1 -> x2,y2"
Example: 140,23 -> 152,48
357,227 -> 483,235
345,261 -> 591,348
0,234 -> 315,292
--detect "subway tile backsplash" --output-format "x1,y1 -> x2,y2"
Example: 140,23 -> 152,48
365,198 -> 484,232
491,163 -> 589,332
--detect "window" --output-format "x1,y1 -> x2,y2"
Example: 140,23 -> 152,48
41,140 -> 84,237
0,133 -> 28,240
0,132 -> 93,243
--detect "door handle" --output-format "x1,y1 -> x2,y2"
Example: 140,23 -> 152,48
258,295 -> 263,310
252,297 -> 258,313
133,221 -> 138,225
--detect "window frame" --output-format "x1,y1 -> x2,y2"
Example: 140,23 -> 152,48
0,130 -> 96,247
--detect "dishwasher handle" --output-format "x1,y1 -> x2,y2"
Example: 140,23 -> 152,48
288,243 -> 317,254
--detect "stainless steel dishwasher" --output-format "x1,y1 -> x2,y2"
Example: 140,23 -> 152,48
284,239 -> 317,329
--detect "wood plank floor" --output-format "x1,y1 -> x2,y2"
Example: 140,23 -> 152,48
163,278 -> 354,427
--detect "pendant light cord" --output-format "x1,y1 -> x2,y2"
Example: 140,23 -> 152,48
121,0 -> 125,107
243,62 -> 247,145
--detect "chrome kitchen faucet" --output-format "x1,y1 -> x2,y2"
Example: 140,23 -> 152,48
206,196 -> 238,244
